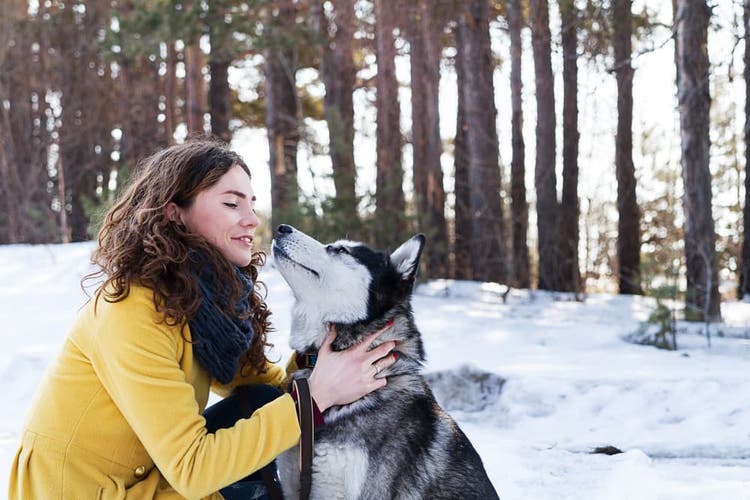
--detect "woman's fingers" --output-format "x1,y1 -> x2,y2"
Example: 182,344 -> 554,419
308,321 -> 397,410
370,377 -> 388,390
359,320 -> 394,349
365,340 -> 396,365
319,326 -> 337,354
379,351 -> 398,370
326,321 -> 396,363
370,348 -> 398,378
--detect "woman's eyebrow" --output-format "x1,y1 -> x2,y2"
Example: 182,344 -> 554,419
221,190 -> 256,202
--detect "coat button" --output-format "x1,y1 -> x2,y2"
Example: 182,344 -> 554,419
134,465 -> 146,478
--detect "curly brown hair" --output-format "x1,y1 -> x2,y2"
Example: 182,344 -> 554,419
83,138 -> 273,374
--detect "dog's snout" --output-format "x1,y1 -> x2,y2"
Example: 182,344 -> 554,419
276,224 -> 293,235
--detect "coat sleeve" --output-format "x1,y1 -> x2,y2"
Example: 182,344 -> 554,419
211,358 -> 290,398
88,292 -> 300,500
211,351 -> 301,397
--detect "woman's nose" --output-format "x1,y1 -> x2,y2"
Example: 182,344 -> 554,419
242,210 -> 259,227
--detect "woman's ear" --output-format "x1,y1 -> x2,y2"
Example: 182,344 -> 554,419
164,202 -> 183,224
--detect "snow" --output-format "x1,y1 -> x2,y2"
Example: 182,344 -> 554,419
2,242 -> 750,499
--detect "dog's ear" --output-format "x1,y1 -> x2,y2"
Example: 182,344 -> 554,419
390,234 -> 425,280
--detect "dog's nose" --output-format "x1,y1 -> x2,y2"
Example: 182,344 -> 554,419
276,224 -> 293,235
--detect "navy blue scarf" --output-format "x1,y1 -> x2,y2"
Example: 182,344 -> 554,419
188,253 -> 255,384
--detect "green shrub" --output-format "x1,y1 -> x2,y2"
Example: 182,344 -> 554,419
627,284 -> 678,350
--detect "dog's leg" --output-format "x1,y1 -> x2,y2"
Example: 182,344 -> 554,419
276,447 -> 300,498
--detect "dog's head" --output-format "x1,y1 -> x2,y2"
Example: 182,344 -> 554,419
271,224 -> 425,350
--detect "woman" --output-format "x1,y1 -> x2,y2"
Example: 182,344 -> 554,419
9,139 -> 396,499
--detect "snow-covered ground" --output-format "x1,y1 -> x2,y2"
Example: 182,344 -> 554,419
1,242 -> 750,499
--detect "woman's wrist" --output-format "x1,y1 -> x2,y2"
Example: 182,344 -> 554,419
307,372 -> 333,412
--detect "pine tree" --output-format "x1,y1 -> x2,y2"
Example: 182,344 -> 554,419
373,0 -> 406,247
264,0 -> 301,229
740,0 -> 750,299
208,1 -> 232,142
530,0 -> 561,290
315,0 -> 357,216
613,0 -> 642,295
559,0 -> 582,293
508,0 -> 531,289
673,0 -> 721,320
455,0 -> 507,283
408,0 -> 449,278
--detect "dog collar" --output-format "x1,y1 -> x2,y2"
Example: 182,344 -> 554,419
295,352 -> 318,369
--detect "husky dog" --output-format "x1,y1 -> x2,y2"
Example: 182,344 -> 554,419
272,224 -> 499,500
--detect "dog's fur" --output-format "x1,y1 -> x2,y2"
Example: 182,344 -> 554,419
272,225 -> 499,500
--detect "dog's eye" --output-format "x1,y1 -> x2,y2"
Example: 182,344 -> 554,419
326,245 -> 350,256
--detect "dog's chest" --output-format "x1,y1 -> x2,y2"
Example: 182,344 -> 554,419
278,442 -> 369,499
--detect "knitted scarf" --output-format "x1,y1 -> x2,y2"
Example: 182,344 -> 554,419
187,252 -> 255,384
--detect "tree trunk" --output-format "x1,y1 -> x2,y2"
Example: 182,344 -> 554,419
455,0 -> 507,284
559,0 -> 581,293
740,0 -> 750,299
185,40 -> 205,135
0,0 -> 24,243
32,3 -> 56,240
2,0 -> 60,243
374,0 -> 405,247
264,0 -> 300,229
119,58 -> 163,168
208,2 -> 231,143
613,0 -> 642,295
0,79 -> 21,244
454,25 -> 472,280
408,0 -> 449,278
314,0 -> 358,222
58,2 -> 110,242
164,41 -> 177,144
508,0 -> 530,289
529,0 -> 561,290
673,0 -> 721,320
117,2 -> 163,170
209,58 -> 231,142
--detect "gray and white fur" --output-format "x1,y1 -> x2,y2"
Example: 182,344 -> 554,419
272,224 -> 500,500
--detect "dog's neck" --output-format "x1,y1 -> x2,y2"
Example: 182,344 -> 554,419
289,309 -> 330,353
290,306 -> 425,376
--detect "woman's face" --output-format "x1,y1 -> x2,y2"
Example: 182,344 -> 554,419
173,164 -> 260,267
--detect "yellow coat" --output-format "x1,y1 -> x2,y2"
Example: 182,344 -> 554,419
8,285 -> 301,499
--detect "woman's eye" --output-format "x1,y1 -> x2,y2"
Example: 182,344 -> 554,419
223,202 -> 238,209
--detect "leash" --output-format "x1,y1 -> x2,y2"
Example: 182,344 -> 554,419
291,376 -> 314,500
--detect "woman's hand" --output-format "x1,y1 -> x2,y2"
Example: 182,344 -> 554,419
307,324 -> 397,412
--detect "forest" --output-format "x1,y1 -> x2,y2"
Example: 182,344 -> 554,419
0,0 -> 746,323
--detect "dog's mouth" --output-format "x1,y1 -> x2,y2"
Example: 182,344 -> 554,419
273,243 -> 320,278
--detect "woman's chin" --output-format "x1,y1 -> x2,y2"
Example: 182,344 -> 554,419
233,253 -> 254,268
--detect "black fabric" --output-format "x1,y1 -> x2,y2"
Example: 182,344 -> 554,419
204,385 -> 283,434
188,252 -> 255,384
203,385 -> 284,498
